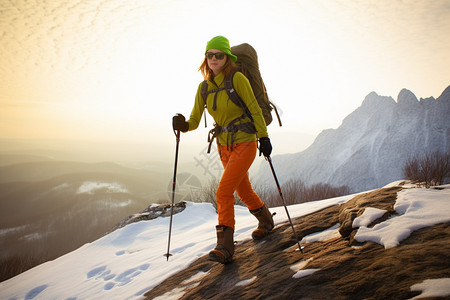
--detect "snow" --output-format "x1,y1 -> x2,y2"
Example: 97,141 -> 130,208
292,268 -> 321,279
182,271 -> 209,285
355,186 -> 450,248
0,183 -> 449,299
290,258 -> 320,278
235,276 -> 257,286
0,225 -> 28,237
51,183 -> 71,191
353,207 -> 387,228
300,223 -> 341,243
77,181 -> 128,194
410,278 -> 450,299
152,287 -> 187,300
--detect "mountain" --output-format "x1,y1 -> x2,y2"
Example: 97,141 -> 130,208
1,182 -> 449,299
256,85 -> 450,192
0,159 -> 167,183
0,159 -> 172,281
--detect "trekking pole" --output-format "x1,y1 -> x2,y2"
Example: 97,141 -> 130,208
164,128 -> 181,261
266,156 -> 303,254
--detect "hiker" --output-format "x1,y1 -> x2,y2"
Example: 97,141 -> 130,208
172,36 -> 274,264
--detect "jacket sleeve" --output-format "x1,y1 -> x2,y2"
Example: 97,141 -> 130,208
232,72 -> 269,138
186,82 -> 206,131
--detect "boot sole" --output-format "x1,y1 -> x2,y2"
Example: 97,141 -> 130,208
252,228 -> 273,240
208,250 -> 232,264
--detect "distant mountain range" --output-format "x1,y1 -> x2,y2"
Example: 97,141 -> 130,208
0,159 -> 171,281
256,85 -> 450,192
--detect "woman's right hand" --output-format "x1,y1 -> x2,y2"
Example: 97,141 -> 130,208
172,114 -> 189,132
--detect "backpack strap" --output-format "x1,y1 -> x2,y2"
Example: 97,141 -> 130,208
201,80 -> 208,104
202,73 -> 258,153
201,80 -> 208,127
207,120 -> 256,153
201,80 -> 227,127
224,73 -> 254,122
201,80 -> 226,111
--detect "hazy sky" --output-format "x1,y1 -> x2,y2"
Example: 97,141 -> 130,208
1,0 -> 449,160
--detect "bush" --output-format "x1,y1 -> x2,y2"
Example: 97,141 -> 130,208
403,151 -> 450,188
254,179 -> 350,208
199,178 -> 244,212
199,177 -> 350,210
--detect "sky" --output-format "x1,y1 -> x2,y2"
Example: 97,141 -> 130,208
0,182 -> 449,299
1,0 -> 450,161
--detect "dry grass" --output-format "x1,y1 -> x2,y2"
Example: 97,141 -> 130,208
404,151 -> 450,188
199,178 -> 351,210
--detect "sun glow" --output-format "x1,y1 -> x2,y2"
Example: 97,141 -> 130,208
1,0 -> 449,158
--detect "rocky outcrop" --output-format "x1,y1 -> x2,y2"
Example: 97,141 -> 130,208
338,186 -> 402,243
108,201 -> 186,233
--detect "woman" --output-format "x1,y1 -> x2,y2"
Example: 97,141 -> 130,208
172,36 -> 274,264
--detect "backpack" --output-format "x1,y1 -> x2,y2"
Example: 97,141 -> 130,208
201,43 -> 282,127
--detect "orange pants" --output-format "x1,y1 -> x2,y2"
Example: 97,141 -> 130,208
216,141 -> 264,230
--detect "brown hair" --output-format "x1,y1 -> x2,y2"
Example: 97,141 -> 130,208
199,55 -> 238,81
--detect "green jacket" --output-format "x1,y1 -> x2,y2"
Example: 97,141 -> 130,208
186,72 -> 269,146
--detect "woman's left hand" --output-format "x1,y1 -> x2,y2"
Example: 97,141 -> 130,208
259,137 -> 272,157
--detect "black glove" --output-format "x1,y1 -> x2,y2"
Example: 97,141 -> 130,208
259,137 -> 272,157
172,114 -> 189,132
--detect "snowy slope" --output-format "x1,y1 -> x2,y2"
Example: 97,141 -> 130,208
1,183 -> 450,299
257,86 -> 450,192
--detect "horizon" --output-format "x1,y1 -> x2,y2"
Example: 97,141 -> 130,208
1,84 -> 447,166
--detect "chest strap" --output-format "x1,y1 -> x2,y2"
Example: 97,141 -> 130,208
207,118 -> 257,153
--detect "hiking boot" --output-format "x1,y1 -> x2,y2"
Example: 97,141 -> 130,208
209,225 -> 234,264
250,204 -> 274,240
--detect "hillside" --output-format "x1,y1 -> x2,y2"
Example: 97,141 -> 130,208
1,182 -> 449,299
256,85 -> 450,193
0,159 -> 171,281
144,184 -> 450,299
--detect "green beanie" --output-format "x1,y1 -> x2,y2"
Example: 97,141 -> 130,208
205,36 -> 237,62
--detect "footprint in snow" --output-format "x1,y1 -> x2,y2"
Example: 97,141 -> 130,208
104,282 -> 115,290
103,273 -> 116,281
86,266 -> 107,279
87,264 -> 150,291
115,264 -> 151,286
170,242 -> 196,254
115,247 -> 145,256
24,284 -> 48,300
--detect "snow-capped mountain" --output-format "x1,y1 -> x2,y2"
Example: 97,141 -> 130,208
257,85 -> 450,192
